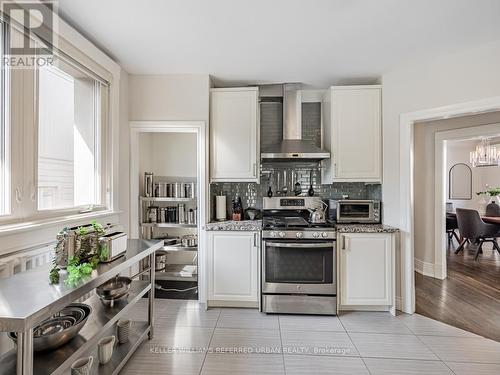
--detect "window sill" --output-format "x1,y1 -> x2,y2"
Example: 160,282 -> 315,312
0,210 -> 122,237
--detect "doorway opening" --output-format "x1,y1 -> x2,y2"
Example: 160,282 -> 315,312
129,121 -> 208,303
412,114 -> 500,341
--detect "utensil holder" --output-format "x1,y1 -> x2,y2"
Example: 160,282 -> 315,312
98,335 -> 115,364
71,356 -> 93,375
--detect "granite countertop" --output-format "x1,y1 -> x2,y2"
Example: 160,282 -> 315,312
336,224 -> 399,233
204,220 -> 262,231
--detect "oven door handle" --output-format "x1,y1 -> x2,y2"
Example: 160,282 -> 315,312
265,242 -> 333,248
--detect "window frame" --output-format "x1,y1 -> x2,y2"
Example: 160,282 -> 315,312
0,21 -> 9,217
0,19 -> 112,226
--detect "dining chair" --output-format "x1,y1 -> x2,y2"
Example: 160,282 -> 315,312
446,213 -> 460,245
455,208 -> 500,260
485,202 -> 500,217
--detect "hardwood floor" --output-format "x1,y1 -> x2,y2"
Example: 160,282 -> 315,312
415,240 -> 500,342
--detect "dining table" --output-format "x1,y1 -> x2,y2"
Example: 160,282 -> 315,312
482,216 -> 500,225
447,211 -> 500,226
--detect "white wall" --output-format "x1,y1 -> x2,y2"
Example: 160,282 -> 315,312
128,74 -> 210,121
121,74 -> 210,232
382,40 -> 500,228
139,133 -> 197,181
381,40 -> 500,308
446,139 -> 500,211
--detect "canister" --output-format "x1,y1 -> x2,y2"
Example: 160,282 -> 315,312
184,183 -> 196,198
144,172 -> 154,197
171,183 -> 179,198
188,209 -> 195,225
178,183 -> 186,198
158,207 -> 166,223
178,203 -> 186,224
158,183 -> 167,197
147,206 -> 158,223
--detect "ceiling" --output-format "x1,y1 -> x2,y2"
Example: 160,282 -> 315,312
57,0 -> 500,87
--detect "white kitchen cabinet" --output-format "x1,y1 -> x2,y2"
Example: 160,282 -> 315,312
339,232 -> 395,315
206,231 -> 260,307
322,85 -> 382,183
210,87 -> 259,182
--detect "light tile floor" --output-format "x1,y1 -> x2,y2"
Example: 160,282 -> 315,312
121,299 -> 500,375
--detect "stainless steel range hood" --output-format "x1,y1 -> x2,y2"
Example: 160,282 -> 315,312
261,83 -> 330,160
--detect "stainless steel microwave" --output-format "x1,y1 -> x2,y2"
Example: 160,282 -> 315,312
330,200 -> 381,224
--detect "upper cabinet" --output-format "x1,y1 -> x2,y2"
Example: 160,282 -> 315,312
322,85 -> 382,183
210,87 -> 259,182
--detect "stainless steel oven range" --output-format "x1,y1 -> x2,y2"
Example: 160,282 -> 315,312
261,197 -> 336,315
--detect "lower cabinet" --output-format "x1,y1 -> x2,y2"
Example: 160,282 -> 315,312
206,231 -> 260,307
338,232 -> 396,315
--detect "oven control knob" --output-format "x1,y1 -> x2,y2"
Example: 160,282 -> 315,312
312,232 -> 319,238
278,232 -> 286,238
321,232 -> 328,238
296,232 -> 303,239
270,232 -> 277,238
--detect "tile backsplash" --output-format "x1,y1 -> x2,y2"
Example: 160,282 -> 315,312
210,161 -> 382,219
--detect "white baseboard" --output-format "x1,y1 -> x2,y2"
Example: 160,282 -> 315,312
414,257 -> 447,279
414,258 -> 435,277
395,296 -> 402,311
207,300 -> 258,308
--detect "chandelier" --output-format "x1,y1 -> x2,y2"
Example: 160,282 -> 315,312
469,138 -> 500,167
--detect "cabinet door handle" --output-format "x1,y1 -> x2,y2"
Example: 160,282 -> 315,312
342,236 -> 349,250
253,233 -> 258,247
253,163 -> 257,177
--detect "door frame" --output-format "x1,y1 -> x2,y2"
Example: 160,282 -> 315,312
129,120 -> 208,303
434,123 -> 500,279
399,96 -> 500,314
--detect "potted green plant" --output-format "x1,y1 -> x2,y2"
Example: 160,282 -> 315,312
476,186 -> 500,206
50,220 -> 106,285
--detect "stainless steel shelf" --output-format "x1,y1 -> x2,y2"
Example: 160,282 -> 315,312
156,265 -> 198,282
0,240 -> 159,375
140,196 -> 196,202
162,244 -> 198,252
141,223 -> 197,228
0,239 -> 161,332
75,321 -> 149,375
0,281 -> 151,375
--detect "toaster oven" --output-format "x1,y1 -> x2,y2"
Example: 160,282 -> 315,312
330,200 -> 381,224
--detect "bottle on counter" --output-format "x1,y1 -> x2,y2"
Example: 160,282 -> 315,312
232,195 -> 242,221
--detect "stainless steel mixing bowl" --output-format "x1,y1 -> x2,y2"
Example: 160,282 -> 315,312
96,276 -> 132,303
9,303 -> 92,352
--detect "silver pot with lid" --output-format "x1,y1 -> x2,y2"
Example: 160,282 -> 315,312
155,250 -> 168,272
181,235 -> 198,247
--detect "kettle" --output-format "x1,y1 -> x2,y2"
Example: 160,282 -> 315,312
308,201 -> 328,224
